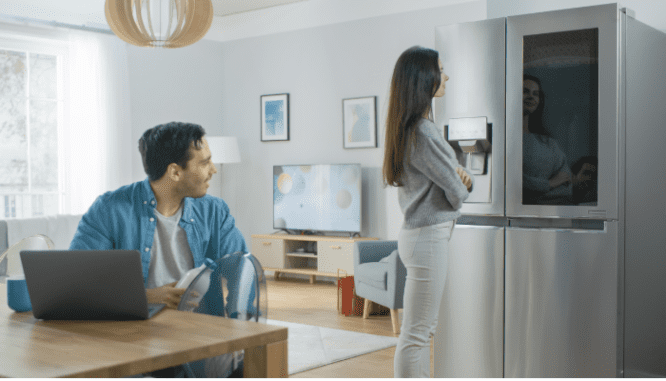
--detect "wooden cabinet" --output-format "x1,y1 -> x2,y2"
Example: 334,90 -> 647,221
251,234 -> 378,283
252,237 -> 285,269
317,241 -> 355,274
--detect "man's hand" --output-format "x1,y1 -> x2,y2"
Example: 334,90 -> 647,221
456,167 -> 472,191
146,281 -> 186,309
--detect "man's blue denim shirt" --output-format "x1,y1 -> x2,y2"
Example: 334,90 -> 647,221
69,177 -> 249,316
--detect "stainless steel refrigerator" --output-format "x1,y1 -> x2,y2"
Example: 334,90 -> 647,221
432,3 -> 666,378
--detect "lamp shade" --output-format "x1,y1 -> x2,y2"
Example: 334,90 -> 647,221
105,0 -> 214,48
207,137 -> 241,164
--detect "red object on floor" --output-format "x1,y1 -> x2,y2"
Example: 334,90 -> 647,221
337,272 -> 364,316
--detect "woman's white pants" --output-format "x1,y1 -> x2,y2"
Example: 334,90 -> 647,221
394,221 -> 455,378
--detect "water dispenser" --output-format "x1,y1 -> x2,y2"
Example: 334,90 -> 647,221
445,116 -> 492,203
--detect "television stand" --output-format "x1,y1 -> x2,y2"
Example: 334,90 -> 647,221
251,233 -> 378,283
273,229 -> 359,238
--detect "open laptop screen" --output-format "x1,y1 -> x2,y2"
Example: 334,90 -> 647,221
20,250 -> 165,320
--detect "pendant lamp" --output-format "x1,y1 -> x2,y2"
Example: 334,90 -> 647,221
105,0 -> 214,48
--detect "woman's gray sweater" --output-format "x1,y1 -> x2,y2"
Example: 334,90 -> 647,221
398,118 -> 473,229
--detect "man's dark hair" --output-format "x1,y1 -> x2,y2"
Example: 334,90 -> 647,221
138,122 -> 206,181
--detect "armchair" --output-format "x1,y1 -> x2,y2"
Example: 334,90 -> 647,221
353,240 -> 406,334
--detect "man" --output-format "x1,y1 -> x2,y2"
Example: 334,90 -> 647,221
70,122 -> 247,377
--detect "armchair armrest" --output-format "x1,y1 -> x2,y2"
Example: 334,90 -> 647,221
386,249 -> 407,308
354,240 -> 398,266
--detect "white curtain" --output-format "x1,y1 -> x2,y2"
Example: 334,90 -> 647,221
0,22 -> 132,216
62,30 -> 132,214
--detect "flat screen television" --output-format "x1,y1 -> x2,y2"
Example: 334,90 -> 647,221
273,164 -> 361,234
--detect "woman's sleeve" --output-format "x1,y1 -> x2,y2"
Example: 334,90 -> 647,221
524,174 -> 551,193
409,131 -> 470,210
551,138 -> 573,177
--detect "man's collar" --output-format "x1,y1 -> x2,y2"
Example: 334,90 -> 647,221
141,177 -> 156,204
141,177 -> 194,224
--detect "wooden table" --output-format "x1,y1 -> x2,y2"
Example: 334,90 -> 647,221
0,281 -> 288,378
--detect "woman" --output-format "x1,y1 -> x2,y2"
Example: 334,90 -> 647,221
382,46 -> 472,378
522,74 -> 574,205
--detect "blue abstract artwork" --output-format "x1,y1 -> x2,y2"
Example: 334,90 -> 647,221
349,104 -> 371,142
343,97 -> 376,148
261,93 -> 289,141
265,100 -> 284,136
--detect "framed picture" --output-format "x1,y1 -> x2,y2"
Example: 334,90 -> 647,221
261,93 -> 289,141
342,96 -> 377,149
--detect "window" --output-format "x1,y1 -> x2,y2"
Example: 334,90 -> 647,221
0,49 -> 62,218
0,25 -> 131,218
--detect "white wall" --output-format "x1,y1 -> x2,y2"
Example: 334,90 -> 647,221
217,1 -> 486,242
122,1 -> 486,246
487,0 -> 666,32
126,40 -> 227,183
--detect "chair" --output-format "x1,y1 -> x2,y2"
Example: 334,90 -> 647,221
0,234 -> 55,276
353,240 -> 405,334
178,251 -> 268,378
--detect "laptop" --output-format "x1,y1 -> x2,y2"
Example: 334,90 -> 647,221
20,250 -> 166,320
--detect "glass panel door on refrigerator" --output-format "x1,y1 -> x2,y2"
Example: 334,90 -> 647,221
506,4 -> 620,219
522,28 -> 598,207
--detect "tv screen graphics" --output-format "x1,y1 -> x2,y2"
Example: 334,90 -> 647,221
273,164 -> 361,233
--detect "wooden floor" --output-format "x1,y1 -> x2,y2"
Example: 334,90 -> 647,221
265,275 -> 434,378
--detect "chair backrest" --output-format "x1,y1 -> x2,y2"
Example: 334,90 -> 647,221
0,234 -> 55,276
178,251 -> 268,378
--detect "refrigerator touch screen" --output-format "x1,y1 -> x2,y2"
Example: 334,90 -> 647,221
522,28 -> 599,206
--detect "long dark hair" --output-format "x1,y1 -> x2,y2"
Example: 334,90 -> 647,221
138,122 -> 206,181
383,46 -> 441,187
523,74 -> 549,137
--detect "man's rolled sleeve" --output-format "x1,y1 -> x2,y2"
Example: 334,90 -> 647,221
216,202 -> 248,257
69,196 -> 114,250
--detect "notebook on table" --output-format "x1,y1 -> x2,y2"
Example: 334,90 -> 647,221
20,250 -> 166,320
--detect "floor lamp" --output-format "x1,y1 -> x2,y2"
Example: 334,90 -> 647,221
206,137 -> 241,203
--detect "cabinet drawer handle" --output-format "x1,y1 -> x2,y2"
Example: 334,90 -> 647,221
330,245 -> 341,250
263,242 -> 272,246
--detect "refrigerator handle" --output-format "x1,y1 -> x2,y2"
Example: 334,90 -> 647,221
506,218 -> 606,232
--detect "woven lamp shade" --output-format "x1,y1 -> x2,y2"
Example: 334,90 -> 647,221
105,0 -> 214,48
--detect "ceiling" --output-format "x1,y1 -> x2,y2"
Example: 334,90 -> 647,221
0,0 -> 309,29
211,0 -> 308,17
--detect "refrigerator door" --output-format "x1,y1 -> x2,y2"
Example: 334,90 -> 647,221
505,221 -> 618,377
434,224 -> 504,377
434,18 -> 505,216
506,4 -> 619,219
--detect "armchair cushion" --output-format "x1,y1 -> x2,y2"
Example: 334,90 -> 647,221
355,240 -> 398,265
355,262 -> 388,290
353,242 -> 405,311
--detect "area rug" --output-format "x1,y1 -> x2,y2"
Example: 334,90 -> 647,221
264,319 -> 398,375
